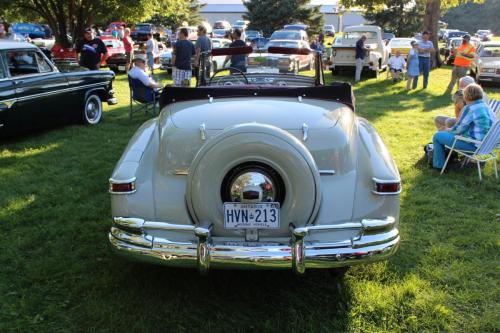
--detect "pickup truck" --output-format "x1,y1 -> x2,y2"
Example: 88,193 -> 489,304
329,25 -> 389,78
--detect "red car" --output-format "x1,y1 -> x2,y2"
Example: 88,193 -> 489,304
99,36 -> 125,66
51,44 -> 78,64
106,22 -> 126,35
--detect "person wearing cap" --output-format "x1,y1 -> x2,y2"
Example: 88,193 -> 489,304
75,28 -> 108,70
128,54 -> 162,90
445,34 -> 476,94
413,31 -> 435,89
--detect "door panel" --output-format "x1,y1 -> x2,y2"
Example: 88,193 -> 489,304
6,50 -> 70,132
0,53 -> 17,138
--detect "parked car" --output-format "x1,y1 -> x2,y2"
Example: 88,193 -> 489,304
248,40 -> 314,74
99,36 -> 125,66
159,40 -> 195,73
442,37 -> 481,65
387,38 -> 416,58
323,25 -> 335,36
0,40 -> 117,138
283,23 -> 308,31
475,29 -> 493,42
108,43 -> 165,72
245,30 -> 263,42
233,20 -> 249,30
175,26 -> 198,41
108,46 -> 401,275
250,37 -> 270,50
445,30 -> 468,42
131,23 -> 159,42
439,29 -> 458,41
11,23 -> 46,39
471,42 -> 500,84
212,28 -> 230,39
106,21 -> 127,35
330,25 -> 390,78
270,29 -> 308,41
213,21 -> 231,30
382,32 -> 396,43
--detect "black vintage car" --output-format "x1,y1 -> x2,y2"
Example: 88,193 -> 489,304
131,23 -> 159,42
0,40 -> 117,138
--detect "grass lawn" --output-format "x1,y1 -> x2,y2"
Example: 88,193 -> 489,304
0,66 -> 499,332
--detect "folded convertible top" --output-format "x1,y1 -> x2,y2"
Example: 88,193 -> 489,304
159,82 -> 354,111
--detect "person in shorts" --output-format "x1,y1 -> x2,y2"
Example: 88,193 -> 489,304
172,28 -> 195,86
75,28 -> 108,70
123,28 -> 133,73
388,50 -> 406,81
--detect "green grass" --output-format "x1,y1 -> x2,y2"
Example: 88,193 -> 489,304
1,67 -> 499,332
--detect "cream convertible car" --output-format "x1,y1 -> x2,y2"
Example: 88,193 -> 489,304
108,46 -> 401,274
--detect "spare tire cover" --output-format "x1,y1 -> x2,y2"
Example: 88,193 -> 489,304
186,123 -> 321,237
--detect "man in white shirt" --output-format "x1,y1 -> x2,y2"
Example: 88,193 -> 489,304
388,50 -> 406,81
128,54 -> 162,90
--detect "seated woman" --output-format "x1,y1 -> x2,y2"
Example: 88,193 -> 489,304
432,83 -> 496,170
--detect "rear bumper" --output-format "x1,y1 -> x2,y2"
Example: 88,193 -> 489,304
477,74 -> 500,83
108,216 -> 400,274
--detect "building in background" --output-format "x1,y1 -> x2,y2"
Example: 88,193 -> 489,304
199,0 -> 366,32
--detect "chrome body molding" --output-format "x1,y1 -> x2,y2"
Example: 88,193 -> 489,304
109,216 -> 399,274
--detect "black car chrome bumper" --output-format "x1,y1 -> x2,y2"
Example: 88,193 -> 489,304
109,217 -> 400,274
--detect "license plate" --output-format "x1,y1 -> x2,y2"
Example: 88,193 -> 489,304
224,202 -> 280,229
118,65 -> 126,71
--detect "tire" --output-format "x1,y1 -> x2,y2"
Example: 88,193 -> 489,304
82,94 -> 102,125
186,123 -> 321,237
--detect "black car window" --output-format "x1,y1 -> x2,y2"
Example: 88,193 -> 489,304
6,50 -> 40,76
35,52 -> 52,73
0,55 -> 5,79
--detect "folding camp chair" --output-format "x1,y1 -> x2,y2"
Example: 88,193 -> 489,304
128,77 -> 158,119
440,120 -> 500,180
488,99 -> 499,116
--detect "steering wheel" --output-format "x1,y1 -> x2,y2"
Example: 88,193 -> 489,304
208,67 -> 249,86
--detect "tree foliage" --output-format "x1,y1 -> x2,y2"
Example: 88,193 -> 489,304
150,0 -> 204,31
363,0 -> 425,36
442,0 -> 499,34
0,0 -> 204,47
243,0 -> 324,37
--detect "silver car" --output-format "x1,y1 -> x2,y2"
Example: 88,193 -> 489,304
108,47 -> 401,275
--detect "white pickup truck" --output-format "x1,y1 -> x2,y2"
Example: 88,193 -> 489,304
329,25 -> 390,78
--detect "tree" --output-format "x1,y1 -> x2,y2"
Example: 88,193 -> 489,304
151,0 -> 204,30
363,0 -> 424,37
341,0 -> 485,67
243,0 -> 325,37
0,0 -> 154,47
442,0 -> 500,34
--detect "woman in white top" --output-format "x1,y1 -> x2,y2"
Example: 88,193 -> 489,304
388,50 -> 406,82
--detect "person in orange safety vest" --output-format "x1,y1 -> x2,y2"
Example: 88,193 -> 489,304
445,34 -> 476,94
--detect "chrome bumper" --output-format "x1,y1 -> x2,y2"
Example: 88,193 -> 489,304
108,217 -> 399,274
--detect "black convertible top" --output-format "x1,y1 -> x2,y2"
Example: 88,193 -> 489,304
159,82 -> 355,111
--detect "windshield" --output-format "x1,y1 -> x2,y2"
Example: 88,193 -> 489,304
477,30 -> 490,34
480,45 -> 500,57
271,31 -> 301,40
343,31 -> 378,41
246,31 -> 259,36
136,24 -> 150,30
212,40 -> 230,48
388,39 -> 413,47
213,29 -> 227,34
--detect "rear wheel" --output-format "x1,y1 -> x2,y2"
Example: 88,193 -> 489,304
82,94 -> 102,125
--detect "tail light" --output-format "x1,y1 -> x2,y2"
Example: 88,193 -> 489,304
372,178 -> 401,195
109,178 -> 136,194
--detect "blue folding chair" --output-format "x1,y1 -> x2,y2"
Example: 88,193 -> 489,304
128,76 -> 158,119
488,99 -> 499,116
